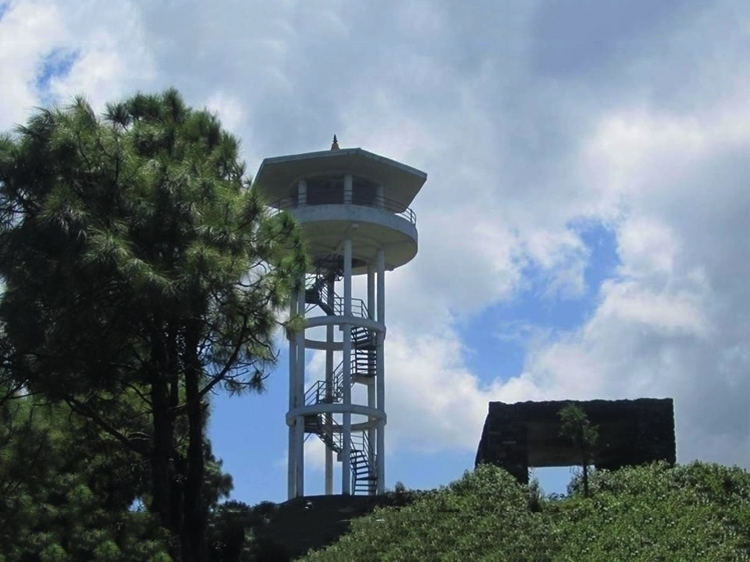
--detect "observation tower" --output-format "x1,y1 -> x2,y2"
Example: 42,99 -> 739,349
254,137 -> 427,498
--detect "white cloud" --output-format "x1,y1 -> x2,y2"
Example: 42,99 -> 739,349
0,0 -> 156,127
2,0 -> 747,485
310,1 -> 747,471
46,2 -> 156,110
380,22 -> 750,468
595,281 -> 709,338
0,0 -> 67,129
616,216 -> 677,277
205,91 -> 246,132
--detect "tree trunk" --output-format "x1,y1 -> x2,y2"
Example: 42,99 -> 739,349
181,320 -> 207,562
150,374 -> 174,529
166,324 -> 183,533
149,319 -> 180,555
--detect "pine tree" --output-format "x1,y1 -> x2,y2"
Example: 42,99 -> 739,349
0,89 -> 307,561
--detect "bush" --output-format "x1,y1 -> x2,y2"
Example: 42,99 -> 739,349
303,464 -> 555,562
301,462 -> 750,562
247,536 -> 290,562
553,462 -> 750,561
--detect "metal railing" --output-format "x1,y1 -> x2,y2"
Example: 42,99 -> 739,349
308,414 -> 375,493
303,335 -> 376,406
269,195 -> 417,225
304,362 -> 345,406
305,274 -> 370,318
351,430 -> 372,465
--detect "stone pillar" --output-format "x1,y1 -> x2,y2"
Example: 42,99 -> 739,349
635,399 -> 676,466
476,403 -> 528,484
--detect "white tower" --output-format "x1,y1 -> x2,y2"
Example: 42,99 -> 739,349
254,137 -> 427,498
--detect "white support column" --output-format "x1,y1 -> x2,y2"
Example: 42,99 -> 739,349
344,175 -> 353,204
287,290 -> 298,500
295,287 -> 306,497
366,264 -> 376,484
298,178 -> 307,206
367,384 -> 376,489
376,249 -> 386,494
342,238 -> 353,495
324,276 -> 335,495
367,265 -> 375,321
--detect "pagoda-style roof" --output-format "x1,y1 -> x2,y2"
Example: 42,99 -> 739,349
254,148 -> 427,212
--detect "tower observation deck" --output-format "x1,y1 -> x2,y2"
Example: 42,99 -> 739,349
254,137 -> 427,498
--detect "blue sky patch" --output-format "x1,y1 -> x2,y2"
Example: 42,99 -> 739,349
575,220 -> 622,294
36,48 -> 79,102
458,221 -> 620,384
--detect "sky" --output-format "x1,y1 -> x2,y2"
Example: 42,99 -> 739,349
1,0 -> 748,504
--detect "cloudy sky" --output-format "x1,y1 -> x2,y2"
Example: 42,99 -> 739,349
2,0 -> 748,503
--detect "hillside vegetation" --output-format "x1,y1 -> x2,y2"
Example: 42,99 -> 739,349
302,462 -> 750,562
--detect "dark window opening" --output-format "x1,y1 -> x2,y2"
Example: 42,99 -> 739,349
352,177 -> 378,206
306,176 -> 344,205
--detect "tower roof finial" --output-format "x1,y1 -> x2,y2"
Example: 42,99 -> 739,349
331,135 -> 340,151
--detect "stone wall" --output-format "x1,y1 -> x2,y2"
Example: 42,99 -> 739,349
475,398 -> 676,484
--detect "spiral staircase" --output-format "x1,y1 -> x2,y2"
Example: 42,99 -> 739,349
302,256 -> 378,495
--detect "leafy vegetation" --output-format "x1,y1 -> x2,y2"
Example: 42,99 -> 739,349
0,389 -> 171,561
558,402 -> 599,497
302,462 -> 750,562
554,462 -> 750,561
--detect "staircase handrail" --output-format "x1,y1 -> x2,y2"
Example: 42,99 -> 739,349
351,428 -> 372,460
307,413 -> 376,493
304,362 -> 346,406
305,275 -> 370,318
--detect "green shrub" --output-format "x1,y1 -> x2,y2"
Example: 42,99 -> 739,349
301,462 -> 750,562
303,464 -> 555,562
555,461 -> 750,561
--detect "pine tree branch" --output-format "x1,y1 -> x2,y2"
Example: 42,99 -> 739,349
64,395 -> 148,457
197,315 -> 250,400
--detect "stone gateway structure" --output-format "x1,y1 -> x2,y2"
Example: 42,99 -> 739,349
475,398 -> 676,483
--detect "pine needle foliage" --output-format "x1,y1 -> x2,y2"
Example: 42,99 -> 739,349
0,389 -> 170,561
0,89 -> 307,562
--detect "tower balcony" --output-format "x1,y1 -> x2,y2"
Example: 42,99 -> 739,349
269,194 -> 416,225
268,195 -> 419,274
